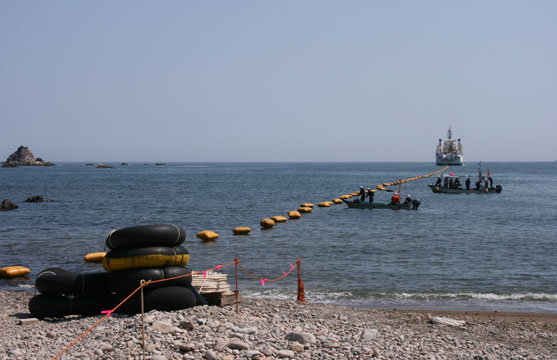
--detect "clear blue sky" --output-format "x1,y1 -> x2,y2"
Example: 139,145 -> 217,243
1,1 -> 555,162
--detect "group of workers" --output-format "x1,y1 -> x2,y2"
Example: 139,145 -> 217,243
435,175 -> 494,190
358,186 -> 412,205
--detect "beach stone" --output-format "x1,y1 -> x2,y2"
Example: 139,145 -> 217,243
100,343 -> 113,352
291,342 -> 304,352
222,356 -> 235,360
361,329 -> 378,341
204,350 -> 217,360
46,331 -> 56,338
429,316 -> 465,327
17,318 -> 39,325
277,349 -> 296,358
151,321 -> 175,334
285,332 -> 316,344
176,342 -> 195,352
215,338 -> 229,351
239,326 -> 258,334
246,350 -> 262,358
180,319 -> 196,330
228,340 -> 250,350
94,349 -> 103,356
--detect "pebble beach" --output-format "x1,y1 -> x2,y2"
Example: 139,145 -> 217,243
1,290 -> 556,360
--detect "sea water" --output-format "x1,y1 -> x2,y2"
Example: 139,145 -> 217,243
1,162 -> 556,313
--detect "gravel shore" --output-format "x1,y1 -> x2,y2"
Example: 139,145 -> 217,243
1,290 -> 556,359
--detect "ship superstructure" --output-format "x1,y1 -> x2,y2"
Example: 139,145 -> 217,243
436,127 -> 463,166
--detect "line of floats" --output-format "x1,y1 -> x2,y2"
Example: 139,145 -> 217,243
2,164 -> 504,282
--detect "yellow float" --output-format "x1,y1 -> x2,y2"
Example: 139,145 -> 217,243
288,211 -> 301,219
340,195 -> 352,199
84,252 -> 106,263
318,201 -> 332,207
260,218 -> 275,229
271,216 -> 288,223
333,198 -> 343,204
298,206 -> 313,213
197,230 -> 219,241
300,203 -> 314,208
0,266 -> 31,278
233,227 -> 251,235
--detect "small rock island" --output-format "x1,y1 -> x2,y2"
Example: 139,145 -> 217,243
2,146 -> 54,167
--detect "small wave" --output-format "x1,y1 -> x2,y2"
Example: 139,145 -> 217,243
242,288 -> 557,303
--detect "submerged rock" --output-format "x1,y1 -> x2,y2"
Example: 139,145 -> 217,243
24,196 -> 44,203
2,146 -> 54,167
1,199 -> 18,211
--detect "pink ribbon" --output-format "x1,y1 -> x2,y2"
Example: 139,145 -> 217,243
215,265 -> 222,270
101,310 -> 113,317
203,271 -> 207,280
260,278 -> 269,286
290,264 -> 296,270
282,272 -> 287,276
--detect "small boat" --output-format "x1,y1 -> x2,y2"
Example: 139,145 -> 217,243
428,184 -> 502,194
343,199 -> 420,210
429,162 -> 502,194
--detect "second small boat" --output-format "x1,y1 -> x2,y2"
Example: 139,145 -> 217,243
343,199 -> 421,210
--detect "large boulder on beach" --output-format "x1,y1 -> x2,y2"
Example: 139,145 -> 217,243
2,146 -> 54,167
1,199 -> 18,211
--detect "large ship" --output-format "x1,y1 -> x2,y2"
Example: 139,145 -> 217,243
436,127 -> 463,166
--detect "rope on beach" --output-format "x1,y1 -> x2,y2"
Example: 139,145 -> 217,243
50,258 -> 304,360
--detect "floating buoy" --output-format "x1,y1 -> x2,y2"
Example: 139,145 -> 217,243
318,201 -> 331,207
298,207 -> 313,213
260,218 -> 275,229
340,194 -> 352,199
233,227 -> 251,235
333,198 -> 343,204
288,211 -> 301,219
84,252 -> 106,263
300,203 -> 314,208
197,230 -> 219,241
271,216 -> 287,223
0,266 -> 31,278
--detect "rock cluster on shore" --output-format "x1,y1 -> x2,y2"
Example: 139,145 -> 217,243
2,146 -> 54,167
0,291 -> 556,359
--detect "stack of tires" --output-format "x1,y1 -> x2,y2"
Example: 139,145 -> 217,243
29,268 -> 109,318
28,224 -> 199,318
103,224 -> 198,315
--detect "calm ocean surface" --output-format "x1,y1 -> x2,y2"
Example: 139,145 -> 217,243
1,162 -> 556,313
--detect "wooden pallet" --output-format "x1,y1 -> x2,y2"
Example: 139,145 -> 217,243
191,271 -> 238,307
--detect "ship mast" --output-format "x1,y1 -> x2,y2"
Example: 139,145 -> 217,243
447,127 -> 452,140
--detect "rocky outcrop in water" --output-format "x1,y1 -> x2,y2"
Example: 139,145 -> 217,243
2,146 -> 54,167
1,199 -> 18,211
24,196 -> 44,203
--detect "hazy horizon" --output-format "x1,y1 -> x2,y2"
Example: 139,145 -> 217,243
1,1 -> 555,162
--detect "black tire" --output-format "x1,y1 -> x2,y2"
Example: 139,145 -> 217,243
107,266 -> 193,293
109,286 -> 198,315
102,246 -> 190,272
105,224 -> 186,249
35,268 -> 109,296
28,294 -> 107,318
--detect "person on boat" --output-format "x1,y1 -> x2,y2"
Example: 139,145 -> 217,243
404,194 -> 412,204
443,176 -> 449,188
435,176 -> 442,187
391,193 -> 401,205
465,177 -> 471,190
475,180 -> 481,190
367,188 -> 374,204
488,176 -> 493,189
454,177 -> 461,188
359,186 -> 366,202
484,179 -> 489,189
448,177 -> 454,189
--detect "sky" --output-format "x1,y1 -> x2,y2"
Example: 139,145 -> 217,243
1,1 -> 555,162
